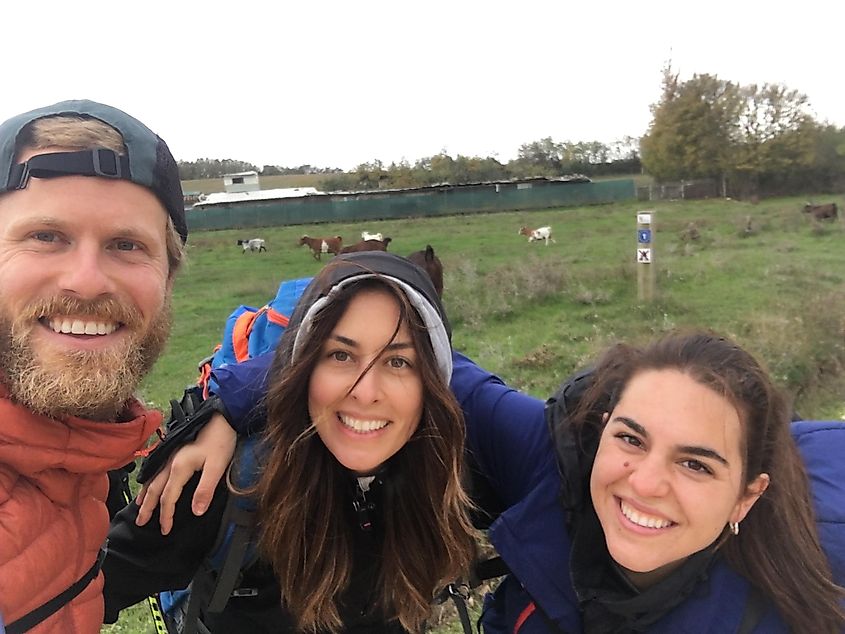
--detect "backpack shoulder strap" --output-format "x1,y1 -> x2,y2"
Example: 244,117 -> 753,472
434,555 -> 511,634
205,503 -> 258,612
180,438 -> 262,631
5,545 -> 106,634
230,308 -> 264,364
737,584 -> 767,634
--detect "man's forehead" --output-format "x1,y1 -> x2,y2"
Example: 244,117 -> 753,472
0,175 -> 170,234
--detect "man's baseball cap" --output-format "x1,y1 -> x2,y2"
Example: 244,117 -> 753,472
0,99 -> 187,242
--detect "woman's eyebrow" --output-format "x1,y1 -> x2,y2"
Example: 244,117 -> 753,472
615,416 -> 729,467
330,334 -> 357,347
615,416 -> 647,437
329,334 -> 414,351
678,445 -> 729,467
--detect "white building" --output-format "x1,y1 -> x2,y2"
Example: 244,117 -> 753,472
223,171 -> 260,193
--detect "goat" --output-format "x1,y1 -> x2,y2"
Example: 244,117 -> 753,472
803,202 -> 838,221
407,245 -> 444,297
237,238 -> 267,253
298,235 -> 343,260
340,237 -> 392,254
518,225 -> 555,246
361,231 -> 383,242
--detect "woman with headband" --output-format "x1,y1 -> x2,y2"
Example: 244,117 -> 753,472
103,252 -> 477,633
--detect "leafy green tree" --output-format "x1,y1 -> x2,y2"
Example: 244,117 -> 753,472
641,68 -> 740,181
809,124 -> 845,188
178,158 -> 259,180
640,65 -> 830,196
731,84 -> 815,183
511,137 -> 563,177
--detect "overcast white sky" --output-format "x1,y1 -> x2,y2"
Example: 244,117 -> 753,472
3,0 -> 843,171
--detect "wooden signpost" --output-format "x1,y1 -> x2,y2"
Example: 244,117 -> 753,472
637,211 -> 655,302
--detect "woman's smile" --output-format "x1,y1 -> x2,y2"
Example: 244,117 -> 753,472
338,412 -> 391,434
617,497 -> 676,532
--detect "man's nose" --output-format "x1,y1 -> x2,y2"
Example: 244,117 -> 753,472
57,243 -> 116,299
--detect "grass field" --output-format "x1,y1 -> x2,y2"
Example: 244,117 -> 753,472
104,194 -> 845,632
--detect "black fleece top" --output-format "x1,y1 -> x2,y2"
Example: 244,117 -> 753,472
102,473 -> 405,634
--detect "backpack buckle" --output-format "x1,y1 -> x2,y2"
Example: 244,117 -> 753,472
231,587 -> 258,598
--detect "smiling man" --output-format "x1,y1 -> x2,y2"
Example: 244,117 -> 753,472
0,100 -> 186,633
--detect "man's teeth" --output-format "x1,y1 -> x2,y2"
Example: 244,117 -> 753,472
340,414 -> 389,433
620,500 -> 673,529
49,318 -> 117,335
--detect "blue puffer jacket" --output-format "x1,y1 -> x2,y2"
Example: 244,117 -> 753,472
452,352 -> 845,634
213,351 -> 845,633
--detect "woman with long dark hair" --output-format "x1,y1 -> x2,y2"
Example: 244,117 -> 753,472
465,331 -> 844,632
103,252 -> 477,633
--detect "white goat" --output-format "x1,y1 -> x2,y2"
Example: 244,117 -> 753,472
518,226 -> 555,246
237,238 -> 267,253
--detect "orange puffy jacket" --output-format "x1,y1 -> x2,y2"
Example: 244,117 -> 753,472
0,385 -> 161,633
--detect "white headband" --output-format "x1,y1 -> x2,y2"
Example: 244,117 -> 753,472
291,273 -> 452,383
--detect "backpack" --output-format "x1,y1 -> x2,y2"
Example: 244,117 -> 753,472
144,277 -> 312,634
197,276 -> 313,398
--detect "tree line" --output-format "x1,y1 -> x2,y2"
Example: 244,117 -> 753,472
179,66 -> 845,198
177,142 -> 641,191
640,64 -> 845,197
319,139 -> 640,192
178,159 -> 342,181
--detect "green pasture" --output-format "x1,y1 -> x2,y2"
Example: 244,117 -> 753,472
105,194 -> 845,632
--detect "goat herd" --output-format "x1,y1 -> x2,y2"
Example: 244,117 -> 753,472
296,232 -> 392,260
235,224 -> 558,260
236,200 -> 838,264
230,224 -> 560,300
232,195 -> 840,266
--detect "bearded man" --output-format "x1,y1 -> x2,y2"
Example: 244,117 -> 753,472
0,100 -> 187,633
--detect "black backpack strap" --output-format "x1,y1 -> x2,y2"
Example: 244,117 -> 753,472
434,583 -> 474,634
206,504 -> 258,611
6,544 -> 107,634
432,555 -> 511,634
179,502 -> 257,633
469,555 -> 509,588
179,438 -> 260,634
737,584 -> 767,634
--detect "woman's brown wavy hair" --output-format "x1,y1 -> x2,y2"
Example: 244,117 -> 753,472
571,330 -> 844,632
255,276 -> 476,633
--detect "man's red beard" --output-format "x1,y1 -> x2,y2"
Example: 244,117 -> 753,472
0,294 -> 171,421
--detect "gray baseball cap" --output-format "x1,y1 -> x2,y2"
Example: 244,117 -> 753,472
0,99 -> 187,242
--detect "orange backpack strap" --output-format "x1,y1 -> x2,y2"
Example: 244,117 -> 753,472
231,308 -> 266,363
196,343 -> 222,398
264,308 -> 290,328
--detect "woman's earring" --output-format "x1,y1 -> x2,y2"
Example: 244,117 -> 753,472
729,521 -> 740,536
